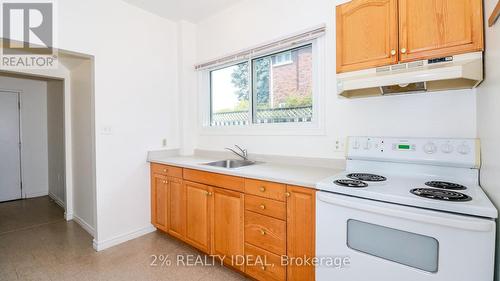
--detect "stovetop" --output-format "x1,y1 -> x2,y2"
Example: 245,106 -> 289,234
317,169 -> 497,219
316,137 -> 498,219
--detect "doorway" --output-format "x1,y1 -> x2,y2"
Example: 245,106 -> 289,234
0,90 -> 22,202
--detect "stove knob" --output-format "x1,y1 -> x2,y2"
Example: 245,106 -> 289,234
457,143 -> 471,155
423,142 -> 438,154
441,143 -> 454,154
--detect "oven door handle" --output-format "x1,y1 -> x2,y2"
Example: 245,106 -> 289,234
317,193 -> 494,232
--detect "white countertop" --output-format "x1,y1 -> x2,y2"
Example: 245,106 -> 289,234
148,154 -> 343,188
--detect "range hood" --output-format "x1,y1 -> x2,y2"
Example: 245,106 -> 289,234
337,52 -> 483,98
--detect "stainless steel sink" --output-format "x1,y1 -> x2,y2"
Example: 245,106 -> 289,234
204,159 -> 257,169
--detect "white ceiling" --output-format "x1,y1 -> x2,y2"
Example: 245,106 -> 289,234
122,0 -> 243,23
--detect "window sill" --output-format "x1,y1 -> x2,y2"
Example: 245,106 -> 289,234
198,122 -> 326,136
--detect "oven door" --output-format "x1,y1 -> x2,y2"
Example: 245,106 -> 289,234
316,192 -> 496,281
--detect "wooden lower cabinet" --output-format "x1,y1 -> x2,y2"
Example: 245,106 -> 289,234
244,211 -> 286,256
286,185 -> 316,281
150,164 -> 316,281
185,181 -> 212,253
211,187 -> 245,271
151,174 -> 169,231
168,177 -> 186,240
245,243 -> 286,281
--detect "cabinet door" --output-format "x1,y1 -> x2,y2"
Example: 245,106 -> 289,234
151,174 -> 168,232
168,177 -> 186,240
211,187 -> 245,271
185,181 -> 212,253
286,186 -> 316,281
336,0 -> 399,73
399,0 -> 483,62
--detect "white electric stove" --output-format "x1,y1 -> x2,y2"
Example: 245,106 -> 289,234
316,137 -> 497,281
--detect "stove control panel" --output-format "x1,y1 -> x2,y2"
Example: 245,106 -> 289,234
347,137 -> 479,168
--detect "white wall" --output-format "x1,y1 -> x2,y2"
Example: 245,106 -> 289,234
47,80 -> 66,206
476,1 -> 500,280
177,21 -> 198,155
70,59 -> 95,234
0,76 -> 49,198
53,0 -> 180,248
190,0 -> 477,159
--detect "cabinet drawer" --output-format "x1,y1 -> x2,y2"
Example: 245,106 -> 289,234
245,211 -> 286,255
245,243 -> 286,281
151,163 -> 183,178
184,169 -> 244,192
245,179 -> 286,202
245,195 -> 286,220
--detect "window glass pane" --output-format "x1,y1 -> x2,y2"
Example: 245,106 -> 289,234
210,62 -> 250,126
347,220 -> 439,272
252,44 -> 313,124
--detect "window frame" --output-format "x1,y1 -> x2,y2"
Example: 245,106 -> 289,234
199,37 -> 326,136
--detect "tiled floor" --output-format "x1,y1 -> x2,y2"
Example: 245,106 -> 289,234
0,196 -> 248,281
0,196 -> 65,235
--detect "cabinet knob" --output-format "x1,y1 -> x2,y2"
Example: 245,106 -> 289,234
390,49 -> 397,56
259,204 -> 266,210
206,191 -> 213,196
285,192 -> 291,197
401,48 -> 407,54
163,169 -> 168,173
259,229 -> 266,235
259,186 -> 266,192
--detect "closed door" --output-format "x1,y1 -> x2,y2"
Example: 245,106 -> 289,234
0,91 -> 22,202
398,0 -> 484,62
168,177 -> 186,240
212,187 -> 244,270
151,175 -> 168,231
336,0 -> 399,73
185,181 -> 211,253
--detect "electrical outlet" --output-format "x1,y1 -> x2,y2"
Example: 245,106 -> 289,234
162,138 -> 167,147
334,138 -> 345,152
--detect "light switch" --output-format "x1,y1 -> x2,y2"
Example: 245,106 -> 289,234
101,126 -> 113,135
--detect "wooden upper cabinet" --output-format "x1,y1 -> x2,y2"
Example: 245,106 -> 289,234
286,186 -> 316,281
211,187 -> 245,271
185,181 -> 212,253
399,0 -> 484,62
151,174 -> 168,232
336,0 -> 399,73
168,177 -> 186,240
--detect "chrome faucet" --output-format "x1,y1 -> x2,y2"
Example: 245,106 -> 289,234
225,145 -> 249,161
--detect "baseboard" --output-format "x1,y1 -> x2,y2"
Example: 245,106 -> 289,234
72,214 -> 95,237
92,225 -> 156,252
48,192 -> 65,209
64,212 -> 73,221
24,191 -> 49,198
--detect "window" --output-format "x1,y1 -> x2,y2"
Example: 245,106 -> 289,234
209,44 -> 314,127
210,62 -> 250,126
